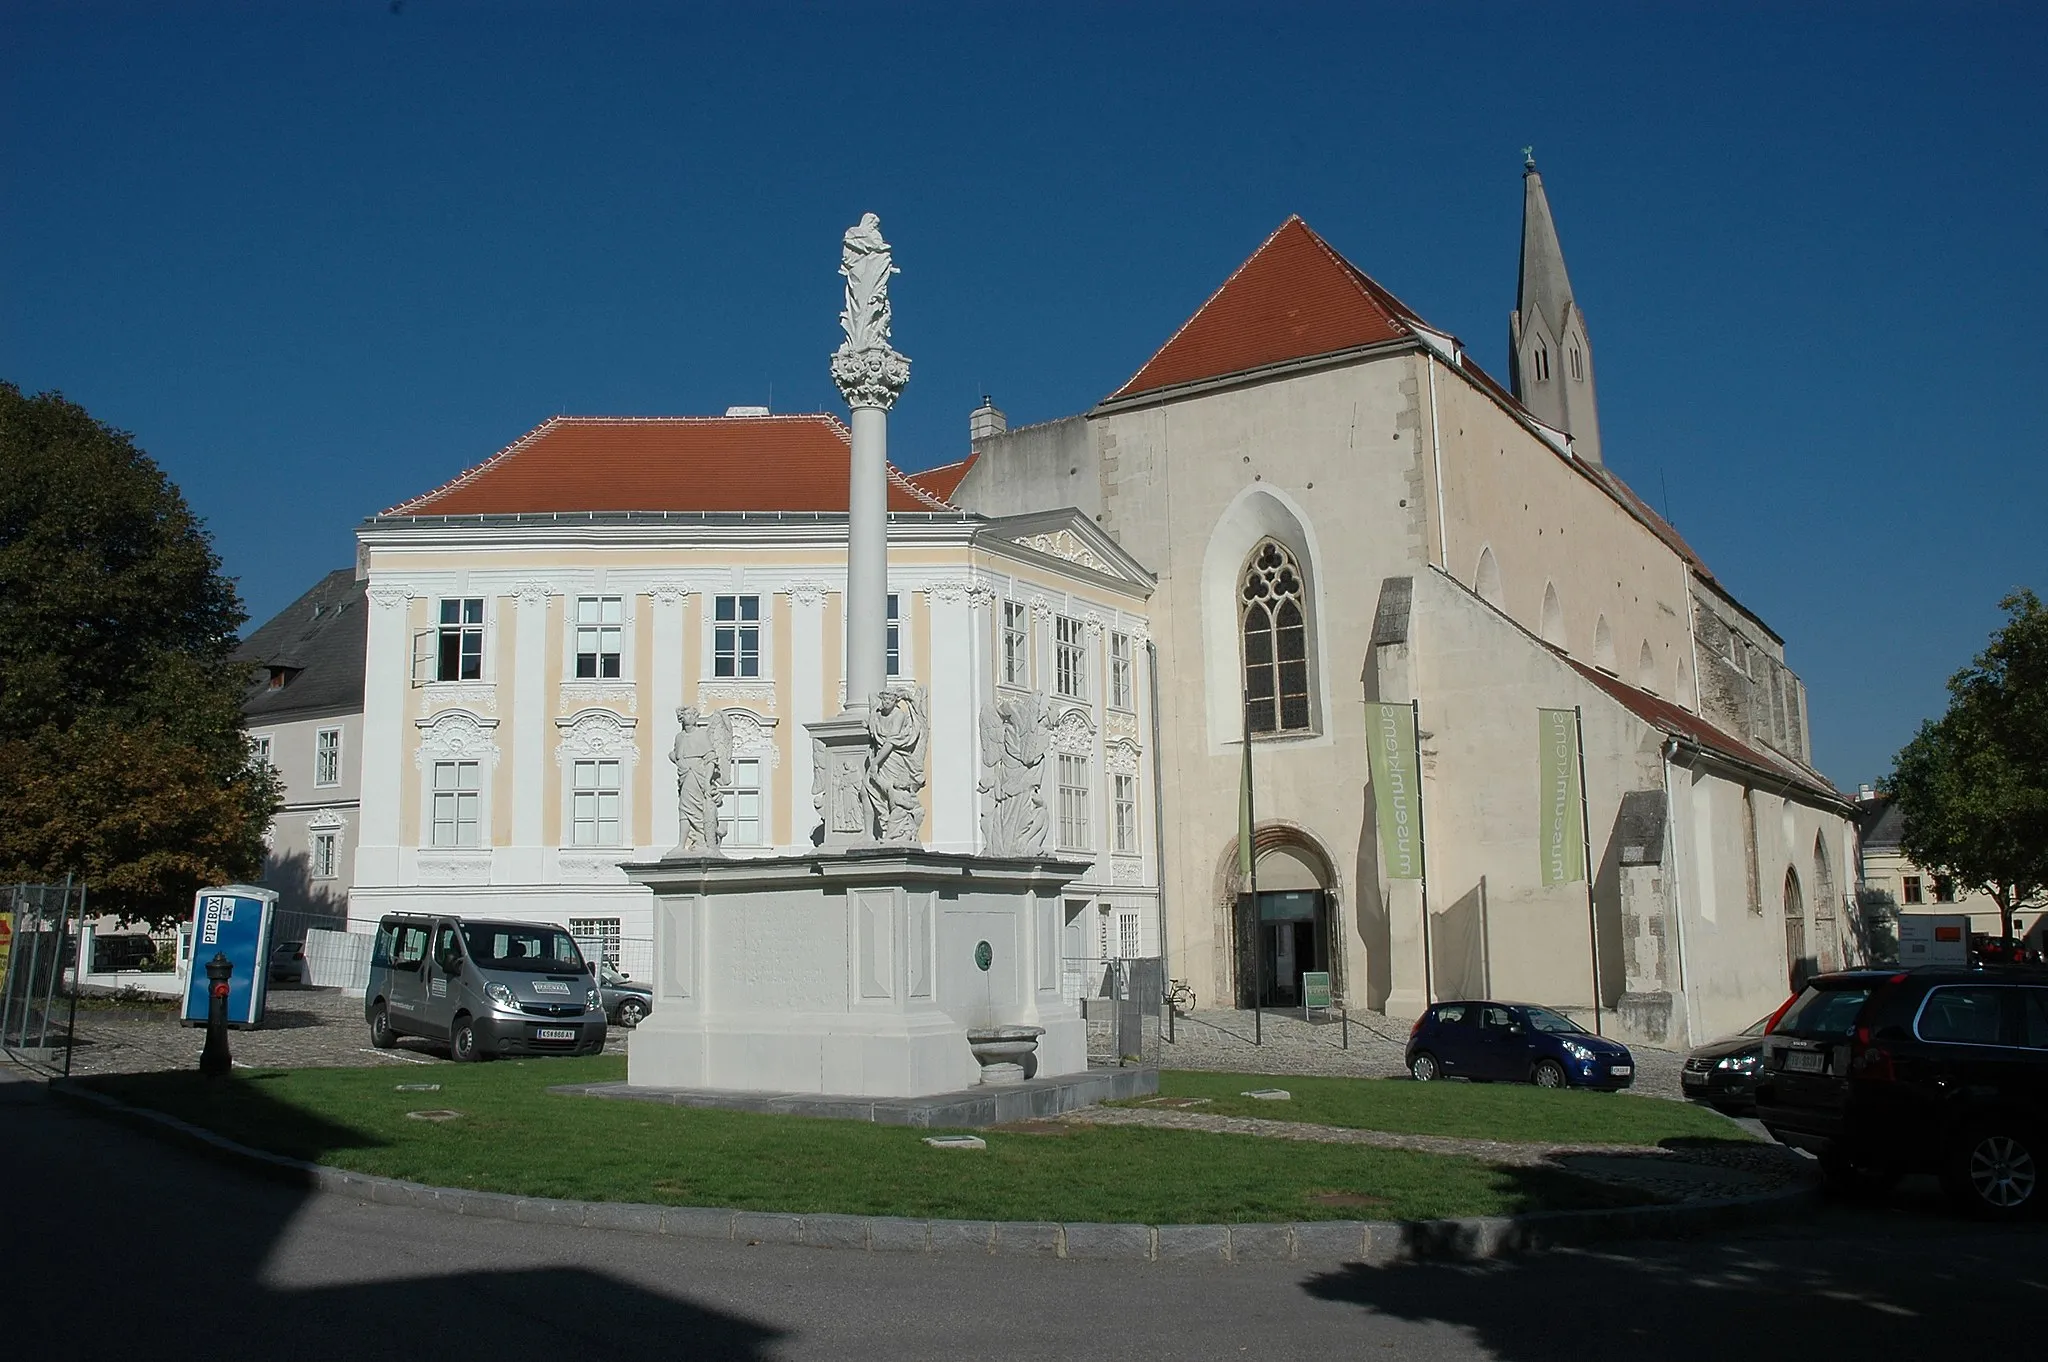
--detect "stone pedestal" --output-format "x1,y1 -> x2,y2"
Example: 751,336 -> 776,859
623,849 -> 1091,1099
807,715 -> 874,847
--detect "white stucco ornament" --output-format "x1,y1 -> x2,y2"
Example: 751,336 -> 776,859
669,706 -> 732,855
978,693 -> 1051,856
830,213 -> 911,411
864,684 -> 928,844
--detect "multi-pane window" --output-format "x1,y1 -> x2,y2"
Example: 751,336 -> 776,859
314,727 -> 342,787
1055,616 -> 1087,699
431,760 -> 480,847
886,593 -> 901,677
249,734 -> 272,770
1241,540 -> 1311,734
1118,910 -> 1141,961
1109,632 -> 1134,710
719,757 -> 764,846
437,598 -> 485,681
575,596 -> 624,679
1903,875 -> 1924,905
713,595 -> 760,678
569,916 -> 622,969
1002,601 -> 1028,685
1113,773 -> 1138,854
570,760 -> 622,846
1933,876 -> 1956,904
1057,754 -> 1090,850
311,831 -> 338,880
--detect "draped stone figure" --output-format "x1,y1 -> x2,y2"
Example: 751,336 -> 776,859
670,706 -> 732,854
978,694 -> 1051,855
830,213 -> 910,410
864,685 -> 928,844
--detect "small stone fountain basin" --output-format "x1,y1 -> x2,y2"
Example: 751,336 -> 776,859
966,1025 -> 1045,1085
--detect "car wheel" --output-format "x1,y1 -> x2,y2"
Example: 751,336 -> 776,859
1944,1126 -> 2042,1219
369,1003 -> 396,1049
450,1014 -> 482,1063
1532,1059 -> 1566,1090
616,998 -> 647,1028
1409,1052 -> 1441,1083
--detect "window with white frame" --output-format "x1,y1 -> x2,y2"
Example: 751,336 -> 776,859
249,734 -> 272,770
430,760 -> 480,847
1002,601 -> 1028,685
1113,773 -> 1137,854
570,759 -> 622,846
713,595 -> 761,678
1109,632 -> 1134,710
314,727 -> 342,787
568,916 -> 622,968
1057,753 -> 1090,850
311,831 -> 338,879
886,593 -> 901,677
719,757 -> 763,846
575,596 -> 624,679
1118,910 -> 1140,961
437,598 -> 485,681
1055,616 -> 1087,700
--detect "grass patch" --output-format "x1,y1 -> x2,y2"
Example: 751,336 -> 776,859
1145,1071 -> 1751,1147
79,1059 -> 1655,1224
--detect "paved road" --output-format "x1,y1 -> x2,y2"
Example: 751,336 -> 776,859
6,1064 -> 2038,1361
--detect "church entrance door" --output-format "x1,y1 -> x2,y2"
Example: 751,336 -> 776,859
1253,890 -> 1327,1009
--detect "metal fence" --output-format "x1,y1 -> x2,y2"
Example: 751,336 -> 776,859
2,880 -> 87,1076
1083,955 -> 1166,1069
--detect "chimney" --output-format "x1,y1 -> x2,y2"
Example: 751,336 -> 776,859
1857,783 -> 1876,801
969,394 -> 1006,442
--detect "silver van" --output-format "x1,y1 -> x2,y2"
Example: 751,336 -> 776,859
365,914 -> 608,1061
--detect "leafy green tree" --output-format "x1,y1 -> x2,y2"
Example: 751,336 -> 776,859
0,382 -> 278,927
1887,590 -> 2048,947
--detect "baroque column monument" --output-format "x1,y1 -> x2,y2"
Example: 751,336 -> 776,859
619,216 -> 1106,1107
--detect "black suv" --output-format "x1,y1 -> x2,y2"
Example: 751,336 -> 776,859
1754,966 -> 2048,1218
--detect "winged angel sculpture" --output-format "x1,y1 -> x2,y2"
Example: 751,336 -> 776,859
978,694 -> 1051,856
670,705 -> 733,854
865,685 -> 929,844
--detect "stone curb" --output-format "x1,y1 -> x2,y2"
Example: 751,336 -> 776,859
49,1080 -> 1820,1266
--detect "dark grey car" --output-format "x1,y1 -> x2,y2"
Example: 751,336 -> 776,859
595,962 -> 653,1027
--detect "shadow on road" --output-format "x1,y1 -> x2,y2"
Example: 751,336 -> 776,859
10,1070 -> 784,1361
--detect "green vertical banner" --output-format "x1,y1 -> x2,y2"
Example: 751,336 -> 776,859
1364,701 -> 1422,880
1538,708 -> 1586,885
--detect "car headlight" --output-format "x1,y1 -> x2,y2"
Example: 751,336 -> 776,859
1560,1040 -> 1595,1062
587,988 -> 601,1010
484,981 -> 517,1009
1717,1052 -> 1760,1071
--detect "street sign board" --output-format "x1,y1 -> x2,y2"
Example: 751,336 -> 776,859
1301,970 -> 1333,1011
1896,913 -> 1970,968
181,885 -> 278,1028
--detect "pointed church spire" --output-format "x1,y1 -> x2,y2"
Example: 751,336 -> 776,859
1510,152 -> 1602,465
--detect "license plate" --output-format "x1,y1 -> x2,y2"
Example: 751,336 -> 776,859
1610,1065 -> 1632,1076
1682,1072 -> 1705,1086
1785,1050 -> 1825,1073
535,1027 -> 576,1041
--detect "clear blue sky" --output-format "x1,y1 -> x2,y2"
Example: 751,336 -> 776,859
5,2 -> 2043,791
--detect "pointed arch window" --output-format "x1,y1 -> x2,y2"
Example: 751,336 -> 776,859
1532,344 -> 1550,383
1569,344 -> 1583,381
1241,540 -> 1312,734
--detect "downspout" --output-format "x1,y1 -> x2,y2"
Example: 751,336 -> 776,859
1426,354 -> 1449,571
1663,738 -> 1700,1048
1146,638 -> 1171,987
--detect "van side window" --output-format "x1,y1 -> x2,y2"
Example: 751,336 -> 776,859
1917,986 -> 2007,1046
2022,989 -> 2048,1050
372,924 -> 395,968
391,925 -> 429,972
434,924 -> 463,971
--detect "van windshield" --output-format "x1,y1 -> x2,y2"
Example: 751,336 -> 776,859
1774,983 -> 1875,1039
460,924 -> 585,974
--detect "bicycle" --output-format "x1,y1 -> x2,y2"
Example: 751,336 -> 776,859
1165,978 -> 1197,1014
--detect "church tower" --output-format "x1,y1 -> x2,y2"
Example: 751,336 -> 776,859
1509,152 -> 1602,466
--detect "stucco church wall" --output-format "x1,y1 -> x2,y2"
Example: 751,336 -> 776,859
956,416 -> 1099,523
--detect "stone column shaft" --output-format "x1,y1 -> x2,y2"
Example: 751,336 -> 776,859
846,404 -> 889,712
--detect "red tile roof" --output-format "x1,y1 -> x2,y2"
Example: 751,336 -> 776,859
1106,216 -> 1426,401
906,453 -> 977,504
384,416 -> 958,516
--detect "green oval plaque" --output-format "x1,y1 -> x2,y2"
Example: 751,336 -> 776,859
974,940 -> 992,971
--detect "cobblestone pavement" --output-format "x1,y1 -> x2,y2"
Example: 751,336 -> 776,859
1153,1007 -> 1690,1100
62,986 -> 629,1076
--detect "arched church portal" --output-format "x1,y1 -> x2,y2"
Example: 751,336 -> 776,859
1229,837 -> 1338,1010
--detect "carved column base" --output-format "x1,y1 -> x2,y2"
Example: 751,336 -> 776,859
808,715 -> 875,848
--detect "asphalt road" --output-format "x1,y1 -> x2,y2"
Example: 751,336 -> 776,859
6,1066 -> 2040,1361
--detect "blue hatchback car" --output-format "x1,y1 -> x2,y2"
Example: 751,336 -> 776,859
1405,1000 -> 1635,1090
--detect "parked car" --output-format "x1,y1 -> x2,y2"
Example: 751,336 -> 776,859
365,914 -> 607,1061
594,962 -> 653,1027
1754,966 -> 2048,1219
1407,1000 -> 1635,1090
1681,1016 -> 1771,1111
269,941 -> 307,984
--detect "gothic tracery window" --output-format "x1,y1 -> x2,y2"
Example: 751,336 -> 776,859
1241,540 -> 1312,734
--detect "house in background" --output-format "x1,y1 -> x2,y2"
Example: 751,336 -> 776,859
237,569 -> 366,927
1855,789 -> 2033,948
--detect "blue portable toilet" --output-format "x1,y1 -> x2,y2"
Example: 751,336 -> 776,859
181,884 -> 278,1028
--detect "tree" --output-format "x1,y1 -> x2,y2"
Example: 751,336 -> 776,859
0,382 -> 279,927
1886,590 -> 2048,948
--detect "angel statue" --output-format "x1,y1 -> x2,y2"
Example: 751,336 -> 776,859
978,694 -> 1051,855
670,705 -> 732,854
837,211 -> 897,354
864,684 -> 928,844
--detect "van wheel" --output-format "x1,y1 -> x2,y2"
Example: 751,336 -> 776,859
1944,1126 -> 2041,1219
450,1014 -> 483,1063
1532,1060 -> 1566,1090
369,1004 -> 396,1049
1409,1052 -> 1440,1082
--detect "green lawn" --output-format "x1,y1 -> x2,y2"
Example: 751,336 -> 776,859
78,1058 -> 1657,1224
1144,1071 -> 1751,1146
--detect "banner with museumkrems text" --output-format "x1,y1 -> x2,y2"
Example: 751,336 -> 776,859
1538,708 -> 1586,886
1364,701 -> 1422,880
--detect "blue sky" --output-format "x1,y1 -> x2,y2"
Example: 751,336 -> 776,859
4,2 -> 2043,790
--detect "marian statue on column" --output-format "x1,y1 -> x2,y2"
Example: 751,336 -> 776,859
838,212 -> 897,354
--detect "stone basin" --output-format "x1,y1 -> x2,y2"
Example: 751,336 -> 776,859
966,1025 -> 1045,1085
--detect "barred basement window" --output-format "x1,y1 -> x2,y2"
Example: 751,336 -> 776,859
1118,910 -> 1140,960
1241,540 -> 1311,733
568,917 -> 622,969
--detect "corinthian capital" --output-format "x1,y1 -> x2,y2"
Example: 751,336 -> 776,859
831,344 -> 911,411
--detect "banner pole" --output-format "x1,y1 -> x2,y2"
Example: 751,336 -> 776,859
1245,692 -> 1261,1047
1574,705 -> 1601,1035
1412,698 -> 1433,1007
